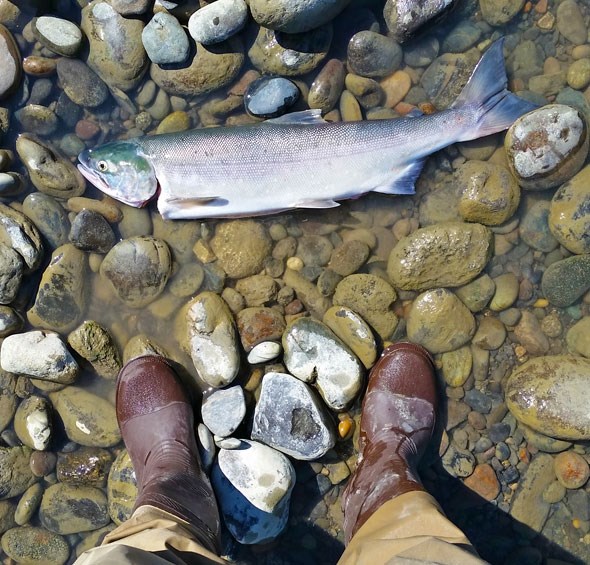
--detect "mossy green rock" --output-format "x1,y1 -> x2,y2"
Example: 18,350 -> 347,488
541,254 -> 590,307
506,355 -> 590,440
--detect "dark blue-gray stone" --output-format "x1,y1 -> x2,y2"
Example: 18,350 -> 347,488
488,422 -> 511,444
244,77 -> 300,119
22,193 -> 70,250
347,31 -> 402,78
69,209 -> 116,254
142,12 -> 189,65
464,388 -> 492,414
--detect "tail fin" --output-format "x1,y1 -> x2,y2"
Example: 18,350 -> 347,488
452,38 -> 538,139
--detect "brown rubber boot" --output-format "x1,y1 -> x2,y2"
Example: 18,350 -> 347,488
116,355 -> 221,553
342,342 -> 437,544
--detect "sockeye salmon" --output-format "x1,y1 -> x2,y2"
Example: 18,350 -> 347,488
77,39 -> 536,220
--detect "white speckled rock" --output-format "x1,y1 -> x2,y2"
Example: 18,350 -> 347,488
283,317 -> 363,411
13,396 -> 52,451
0,331 -> 79,383
252,372 -> 336,460
188,0 -> 248,45
201,386 -> 246,438
32,16 -> 83,57
247,341 -> 281,364
212,439 -> 295,544
183,292 -> 240,388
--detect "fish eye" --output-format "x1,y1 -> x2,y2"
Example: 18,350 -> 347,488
97,160 -> 108,172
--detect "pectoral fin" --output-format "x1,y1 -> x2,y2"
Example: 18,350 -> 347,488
265,109 -> 327,126
372,159 -> 426,195
294,198 -> 340,209
166,196 -> 229,207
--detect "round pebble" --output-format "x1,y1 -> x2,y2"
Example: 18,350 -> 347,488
188,0 -> 247,45
554,451 -> 590,489
244,76 -> 300,119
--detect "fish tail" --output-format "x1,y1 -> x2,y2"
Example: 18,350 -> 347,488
452,38 -> 538,139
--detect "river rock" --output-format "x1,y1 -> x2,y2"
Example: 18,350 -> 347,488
236,307 -> 286,351
0,24 -> 20,100
211,220 -> 272,278
81,1 -> 147,91
1,527 -> 69,565
328,240 -> 370,276
556,0 -> 587,45
100,237 -> 171,308
407,288 -> 476,354
15,483 -> 43,525
22,193 -> 71,250
248,24 -> 332,76
57,447 -> 112,488
282,268 -> 331,319
548,165 -> 590,254
56,58 -> 109,109
183,292 -> 240,388
505,105 -> 589,191
0,243 -> 21,304
40,483 -> 110,534
202,386 -> 246,437
14,104 -> 59,136
14,395 -> 52,451
32,16 -> 83,57
566,317 -> 590,358
333,273 -> 398,340
0,201 -> 43,272
480,0 -> 525,26
15,135 -> 85,199
252,372 -> 336,459
69,209 -> 116,254
489,273 -> 519,311
514,311 -> 549,355
0,374 -> 16,432
506,355 -> 590,440
188,0 -> 247,45
0,306 -> 22,337
244,76 -> 300,118
0,499 -> 16,533
107,449 -> 137,525
456,161 -> 520,225
235,274 -> 278,307
308,58 -> 345,113
384,0 -> 454,42
247,341 -> 281,364
455,274 -> 495,312
27,244 -> 87,332
49,387 -> 120,447
212,439 -> 295,544
143,12 -> 189,64
68,321 -> 121,380
541,254 -> 590,307
1,331 -> 78,384
151,37 -> 244,97
441,346 -> 472,387
387,222 -> 493,291
519,200 -> 559,252
472,317 -> 506,350
0,446 -> 36,499
283,317 -> 363,411
347,31 -> 402,78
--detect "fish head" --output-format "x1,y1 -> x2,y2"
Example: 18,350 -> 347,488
77,140 -> 157,208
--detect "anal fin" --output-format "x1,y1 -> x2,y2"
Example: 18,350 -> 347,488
166,196 -> 228,207
372,159 -> 426,195
294,198 -> 340,209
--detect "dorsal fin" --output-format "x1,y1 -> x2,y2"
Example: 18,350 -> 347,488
265,109 -> 327,126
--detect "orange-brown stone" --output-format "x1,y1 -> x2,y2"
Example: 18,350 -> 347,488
464,463 -> 500,501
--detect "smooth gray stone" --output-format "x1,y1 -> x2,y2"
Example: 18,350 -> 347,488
244,76 -> 299,118
201,386 -> 246,438
142,12 -> 189,64
188,0 -> 248,45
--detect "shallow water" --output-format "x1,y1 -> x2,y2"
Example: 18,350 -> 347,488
1,0 -> 590,564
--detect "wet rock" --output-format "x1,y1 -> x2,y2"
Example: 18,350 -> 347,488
554,451 -> 589,489
505,105 -> 588,191
387,222 -> 493,291
14,104 -> 59,136
480,0 -> 525,26
442,443 -> 476,477
100,237 -> 171,308
510,453 -> 554,534
407,288 -> 476,354
556,0 -> 587,45
0,306 -> 22,337
0,203 -> 43,274
109,0 -> 151,15
0,24 -> 20,100
183,292 -> 239,388
15,135 -> 85,199
520,200 -> 559,252
68,321 -> 121,380
1,331 -> 78,384
283,268 -> 331,319
151,37 -> 244,97
143,12 -> 189,64
541,254 -> 590,307
472,317 -> 506,350
0,446 -> 36,499
252,372 -> 336,460
1,527 -> 69,565
236,307 -> 286,351
211,220 -> 271,278
56,58 -> 109,108
247,341 -> 281,364
521,424 -> 572,454
566,317 -> 590,358
548,165 -> 590,255
39,483 -> 109,535
296,235 -> 333,267
235,275 -> 278,307
188,0 -> 247,45
328,240 -> 370,276
333,273 -> 398,340
308,58 -> 345,113
0,374 -> 16,432
506,355 -> 590,440
0,499 -> 16,533
248,24 -> 332,76
384,0 -> 455,42
322,305 -> 377,369
49,387 -> 120,447
244,76 -> 299,118
0,244 -> 21,304
212,439 -> 295,544
81,1 -> 147,91
347,31 -> 402,78
202,386 -> 246,438
14,482 -> 42,525
122,334 -> 168,364
69,209 -> 116,254
441,346 -> 472,387
456,161 -> 520,226
514,311 -> 549,355
442,21 -> 482,53
107,449 -> 137,525
27,244 -> 87,333
345,74 -> 384,109
22,193 -> 71,250
14,395 -> 52,450
283,317 -> 363,411
57,447 -> 112,487
489,273 -> 519,311
32,16 -> 82,57
455,274 -> 495,312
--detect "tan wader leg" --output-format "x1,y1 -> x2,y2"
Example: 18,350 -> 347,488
74,506 -> 227,565
338,491 -> 489,565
